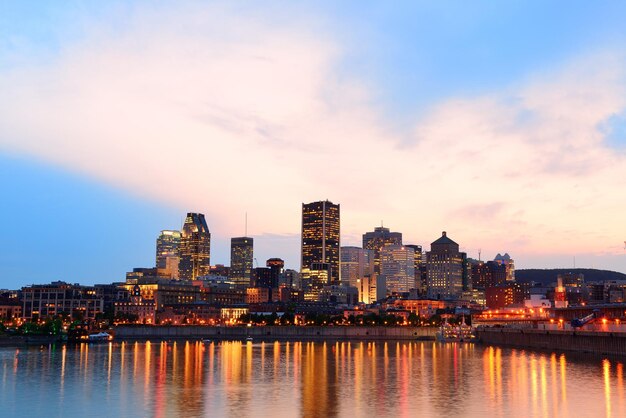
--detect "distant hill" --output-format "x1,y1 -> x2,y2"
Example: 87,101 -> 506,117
516,268 -> 626,286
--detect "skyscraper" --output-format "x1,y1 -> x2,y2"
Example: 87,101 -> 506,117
405,244 -> 424,292
381,245 -> 415,294
156,230 -> 181,279
301,200 -> 340,285
426,231 -> 464,300
362,226 -> 402,274
340,246 -> 374,287
178,213 -> 211,280
229,237 -> 254,288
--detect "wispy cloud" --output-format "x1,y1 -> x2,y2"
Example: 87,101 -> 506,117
1,3 -> 626,271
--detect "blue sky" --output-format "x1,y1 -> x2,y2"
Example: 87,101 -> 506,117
1,1 -> 626,288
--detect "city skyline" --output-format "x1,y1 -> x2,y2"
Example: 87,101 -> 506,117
2,2 -> 626,287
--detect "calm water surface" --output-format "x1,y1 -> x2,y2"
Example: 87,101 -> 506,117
1,340 -> 624,418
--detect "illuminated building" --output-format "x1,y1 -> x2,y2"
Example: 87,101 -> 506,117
390,299 -> 451,319
220,306 -> 249,323
319,285 -> 359,305
301,262 -> 331,301
229,236 -> 254,288
340,246 -> 374,287
301,200 -> 340,285
246,287 -> 270,304
381,245 -> 415,294
426,231 -> 464,300
114,284 -> 156,324
179,212 -> 211,280
486,283 -> 527,309
362,226 -> 402,274
21,281 -> 104,321
558,272 -> 585,288
471,260 -> 507,290
279,269 -> 301,289
405,244 -> 423,291
554,276 -> 568,308
0,297 -> 22,321
120,279 -> 201,310
156,230 -> 181,279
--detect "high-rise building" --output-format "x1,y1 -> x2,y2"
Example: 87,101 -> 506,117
179,213 -> 211,280
301,200 -> 340,285
340,246 -> 374,287
426,231 -> 464,300
381,245 -> 415,294
362,226 -> 402,274
405,244 -> 423,291
301,262 -> 331,301
156,230 -> 181,279
229,237 -> 254,288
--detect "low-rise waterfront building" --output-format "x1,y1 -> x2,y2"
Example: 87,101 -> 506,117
21,281 -> 104,321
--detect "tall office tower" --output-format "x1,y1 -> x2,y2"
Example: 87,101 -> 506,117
229,237 -> 254,288
426,231 -> 464,300
340,246 -> 374,288
405,244 -> 423,291
156,230 -> 181,279
178,213 -> 211,280
380,245 -> 415,294
301,200 -> 340,285
362,226 -> 402,274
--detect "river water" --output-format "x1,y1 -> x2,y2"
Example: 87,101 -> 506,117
1,340 -> 624,418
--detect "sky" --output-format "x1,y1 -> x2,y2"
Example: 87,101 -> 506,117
1,1 -> 626,288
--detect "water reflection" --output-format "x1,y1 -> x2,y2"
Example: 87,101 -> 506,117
0,341 -> 624,418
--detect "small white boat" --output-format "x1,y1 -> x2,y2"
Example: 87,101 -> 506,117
88,332 -> 112,342
245,336 -> 253,342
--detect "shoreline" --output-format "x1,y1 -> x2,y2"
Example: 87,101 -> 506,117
114,324 -> 438,341
477,327 -> 626,358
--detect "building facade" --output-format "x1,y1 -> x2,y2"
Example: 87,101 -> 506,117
340,246 -> 374,287
179,212 -> 211,280
381,245 -> 416,294
156,230 -> 181,279
229,237 -> 254,288
362,226 -> 402,274
301,200 -> 340,285
21,282 -> 104,321
426,231 -> 464,300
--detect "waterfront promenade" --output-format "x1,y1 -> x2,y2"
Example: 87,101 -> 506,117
477,327 -> 626,357
114,325 -> 438,341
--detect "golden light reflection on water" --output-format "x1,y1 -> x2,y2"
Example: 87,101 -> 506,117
1,341 -> 625,418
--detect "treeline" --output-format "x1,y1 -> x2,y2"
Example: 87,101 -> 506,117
516,268 -> 626,285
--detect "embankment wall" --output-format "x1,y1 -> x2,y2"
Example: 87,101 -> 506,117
477,328 -> 626,357
114,325 -> 437,341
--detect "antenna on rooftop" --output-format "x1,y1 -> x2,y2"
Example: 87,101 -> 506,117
245,212 -> 248,237
478,249 -> 482,262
